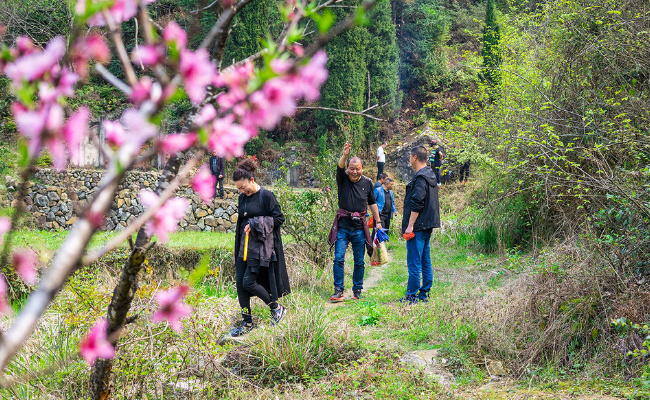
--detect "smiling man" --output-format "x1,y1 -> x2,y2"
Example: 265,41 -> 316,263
327,142 -> 382,302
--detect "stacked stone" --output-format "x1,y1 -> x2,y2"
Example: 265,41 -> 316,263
5,169 -> 240,233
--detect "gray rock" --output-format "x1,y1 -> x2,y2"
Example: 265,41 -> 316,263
35,194 -> 49,207
47,192 -> 60,201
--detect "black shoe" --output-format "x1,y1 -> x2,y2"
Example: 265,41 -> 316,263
352,290 -> 362,300
330,288 -> 345,302
417,291 -> 429,302
230,321 -> 254,337
399,295 -> 418,305
271,304 -> 286,325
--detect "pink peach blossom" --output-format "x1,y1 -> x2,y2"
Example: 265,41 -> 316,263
72,34 -> 110,78
16,36 -> 35,55
131,45 -> 163,66
0,217 -> 10,245
297,50 -> 329,101
13,105 -> 45,156
57,68 -> 79,98
79,319 -> 115,366
192,165 -> 216,204
85,0 -> 156,27
104,120 -> 126,147
5,36 -> 66,85
163,21 -> 187,50
130,76 -> 154,105
179,48 -> 217,104
290,43 -> 304,57
151,285 -> 192,332
122,108 -> 159,146
0,275 -> 11,315
64,106 -> 90,165
193,104 -> 217,126
207,117 -> 252,158
139,190 -> 189,243
158,133 -> 197,154
12,248 -> 38,285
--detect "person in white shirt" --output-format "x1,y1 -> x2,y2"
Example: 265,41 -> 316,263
376,141 -> 387,181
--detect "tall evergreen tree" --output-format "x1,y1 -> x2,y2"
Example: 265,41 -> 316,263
481,0 -> 502,86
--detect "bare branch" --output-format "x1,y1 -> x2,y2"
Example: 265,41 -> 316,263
103,9 -> 138,86
94,64 -> 132,96
191,0 -> 219,14
200,0 -> 254,69
297,104 -> 388,121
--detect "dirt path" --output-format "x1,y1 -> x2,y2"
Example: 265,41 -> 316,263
324,258 -> 388,309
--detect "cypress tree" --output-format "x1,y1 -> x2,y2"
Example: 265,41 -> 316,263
481,0 -> 502,87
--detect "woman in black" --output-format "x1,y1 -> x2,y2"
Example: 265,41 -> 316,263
231,159 -> 291,336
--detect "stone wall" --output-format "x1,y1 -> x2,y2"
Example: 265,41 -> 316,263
4,169 -> 240,233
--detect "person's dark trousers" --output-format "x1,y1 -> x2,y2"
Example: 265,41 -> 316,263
215,177 -> 225,198
405,229 -> 433,300
235,258 -> 276,323
332,227 -> 366,292
376,162 -> 385,180
459,162 -> 470,182
433,161 -> 442,184
379,216 -> 391,232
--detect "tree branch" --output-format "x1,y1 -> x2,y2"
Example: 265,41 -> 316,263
200,0 -> 254,70
297,104 -> 387,121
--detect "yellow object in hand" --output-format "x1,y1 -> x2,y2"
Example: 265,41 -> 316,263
243,231 -> 250,261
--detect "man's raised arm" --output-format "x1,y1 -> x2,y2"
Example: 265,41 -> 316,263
339,141 -> 351,169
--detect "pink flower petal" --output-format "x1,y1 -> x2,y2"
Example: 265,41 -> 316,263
192,165 -> 216,204
139,190 -> 189,243
0,275 -> 11,315
179,49 -> 217,104
163,21 -> 187,50
104,120 -> 126,147
79,319 -> 115,366
64,106 -> 90,165
158,133 -> 196,155
151,285 -> 192,332
131,45 -> 163,66
12,248 -> 38,285
0,217 -> 11,245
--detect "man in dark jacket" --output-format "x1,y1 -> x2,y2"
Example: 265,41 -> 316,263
209,153 -> 225,199
402,145 -> 441,303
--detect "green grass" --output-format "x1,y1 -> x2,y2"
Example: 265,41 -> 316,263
9,229 -> 235,252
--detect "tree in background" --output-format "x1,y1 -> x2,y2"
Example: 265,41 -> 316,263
481,0 -> 501,87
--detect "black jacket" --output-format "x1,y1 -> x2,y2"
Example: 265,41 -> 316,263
402,166 -> 441,233
209,156 -> 225,177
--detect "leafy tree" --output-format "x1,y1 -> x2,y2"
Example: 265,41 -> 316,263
481,0 -> 501,86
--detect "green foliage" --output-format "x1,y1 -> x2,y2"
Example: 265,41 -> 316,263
222,0 -> 284,66
274,152 -> 338,267
0,0 -> 71,46
481,0 -> 502,87
397,0 -> 452,98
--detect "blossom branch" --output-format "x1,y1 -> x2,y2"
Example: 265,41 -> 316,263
82,150 -> 203,265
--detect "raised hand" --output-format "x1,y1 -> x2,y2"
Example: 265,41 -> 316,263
343,142 -> 352,157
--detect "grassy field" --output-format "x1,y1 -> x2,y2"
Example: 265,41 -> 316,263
1,226 -> 647,399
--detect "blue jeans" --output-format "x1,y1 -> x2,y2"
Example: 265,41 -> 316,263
333,228 -> 366,291
405,229 -> 433,298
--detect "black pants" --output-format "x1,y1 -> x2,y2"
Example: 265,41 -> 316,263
380,216 -> 391,232
236,258 -> 275,323
376,162 -> 385,180
459,162 -> 470,182
215,177 -> 224,198
433,162 -> 442,184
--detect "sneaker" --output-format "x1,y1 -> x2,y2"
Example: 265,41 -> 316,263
417,291 -> 429,302
329,288 -> 345,302
352,290 -> 362,300
230,321 -> 254,337
271,304 -> 286,325
399,295 -> 418,305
